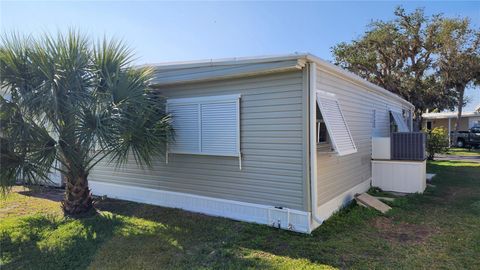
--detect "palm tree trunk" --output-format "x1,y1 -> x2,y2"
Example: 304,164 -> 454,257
453,85 -> 465,147
62,172 -> 94,216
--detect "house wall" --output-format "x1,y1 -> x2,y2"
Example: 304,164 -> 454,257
423,118 -> 470,131
469,117 -> 480,128
315,66 -> 412,206
89,70 -> 308,211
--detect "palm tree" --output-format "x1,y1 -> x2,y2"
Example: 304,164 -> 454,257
0,31 -> 172,215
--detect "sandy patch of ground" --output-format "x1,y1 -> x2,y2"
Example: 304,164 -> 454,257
370,217 -> 439,244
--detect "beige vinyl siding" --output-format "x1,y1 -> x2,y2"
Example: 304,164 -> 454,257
90,70 -> 307,210
315,67 -> 411,206
423,117 -> 470,131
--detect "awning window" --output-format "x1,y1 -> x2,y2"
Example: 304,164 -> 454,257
390,111 -> 410,132
316,91 -> 357,156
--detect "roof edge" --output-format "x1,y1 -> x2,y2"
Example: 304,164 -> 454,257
143,53 -> 309,70
143,53 -> 413,109
422,111 -> 480,119
304,54 -> 414,109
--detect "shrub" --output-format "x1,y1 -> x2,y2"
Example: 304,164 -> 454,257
425,127 -> 449,160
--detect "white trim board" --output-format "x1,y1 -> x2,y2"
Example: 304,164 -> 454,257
89,181 -> 311,233
311,178 -> 371,230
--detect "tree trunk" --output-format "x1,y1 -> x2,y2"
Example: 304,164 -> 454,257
452,85 -> 465,147
62,172 -> 94,216
414,115 -> 423,132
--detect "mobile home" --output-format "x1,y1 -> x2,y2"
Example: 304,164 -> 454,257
89,54 -> 414,233
423,110 -> 480,132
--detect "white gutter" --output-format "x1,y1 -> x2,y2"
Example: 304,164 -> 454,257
308,62 -> 323,226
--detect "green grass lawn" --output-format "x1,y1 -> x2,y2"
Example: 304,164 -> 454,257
1,160 -> 480,270
447,147 -> 480,156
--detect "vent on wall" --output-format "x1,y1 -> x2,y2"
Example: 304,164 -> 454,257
391,132 -> 426,161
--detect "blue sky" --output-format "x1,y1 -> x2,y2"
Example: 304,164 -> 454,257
1,1 -> 479,111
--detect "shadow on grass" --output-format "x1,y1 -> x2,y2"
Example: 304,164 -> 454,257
93,197 -> 383,269
1,213 -> 121,270
17,188 -> 64,202
90,159 -> 480,269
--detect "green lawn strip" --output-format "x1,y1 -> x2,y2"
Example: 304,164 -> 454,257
1,160 -> 479,269
446,147 -> 480,157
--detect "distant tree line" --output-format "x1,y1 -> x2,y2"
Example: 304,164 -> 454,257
332,7 -> 480,135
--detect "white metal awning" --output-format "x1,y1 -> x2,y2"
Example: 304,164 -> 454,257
390,111 -> 410,132
316,91 -> 357,156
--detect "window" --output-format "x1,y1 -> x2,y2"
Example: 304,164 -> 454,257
316,106 -> 328,144
167,94 -> 240,157
316,91 -> 357,156
317,120 -> 328,143
426,121 -> 432,130
390,110 -> 410,132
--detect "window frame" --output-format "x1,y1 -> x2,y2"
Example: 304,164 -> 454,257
166,94 -> 241,157
317,119 -> 328,144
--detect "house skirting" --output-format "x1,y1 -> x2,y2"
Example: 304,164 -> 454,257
89,181 -> 312,233
89,178 -> 372,234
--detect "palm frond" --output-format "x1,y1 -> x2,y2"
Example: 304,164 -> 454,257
1,30 -> 174,195
0,98 -> 57,194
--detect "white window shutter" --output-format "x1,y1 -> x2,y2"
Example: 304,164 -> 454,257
168,103 -> 200,153
201,101 -> 238,155
391,111 -> 410,132
167,94 -> 240,157
316,91 -> 357,156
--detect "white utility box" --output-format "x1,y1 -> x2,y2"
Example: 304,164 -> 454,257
372,160 -> 426,193
372,137 -> 391,160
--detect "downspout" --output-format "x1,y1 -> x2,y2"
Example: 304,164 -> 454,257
308,62 -> 323,226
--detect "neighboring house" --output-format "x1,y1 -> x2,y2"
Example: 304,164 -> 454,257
422,107 -> 480,143
89,53 -> 414,233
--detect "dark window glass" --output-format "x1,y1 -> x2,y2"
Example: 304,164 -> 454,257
316,106 -> 328,143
